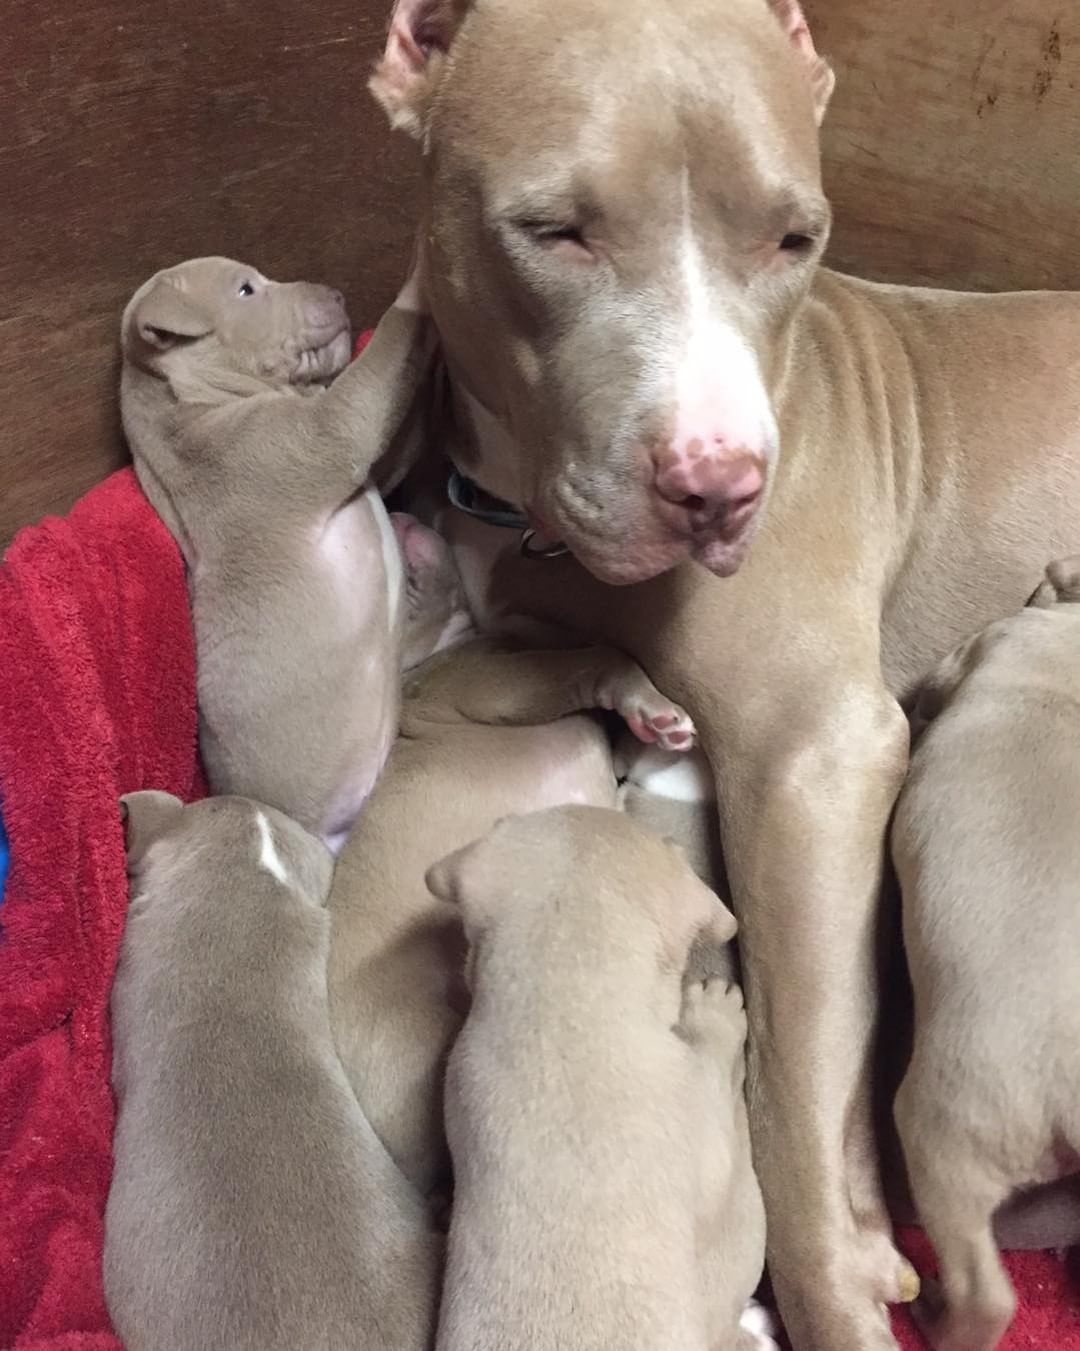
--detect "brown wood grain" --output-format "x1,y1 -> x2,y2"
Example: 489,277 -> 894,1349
4,1 -> 1080,543
0,0 -> 416,545
807,0 -> 1080,291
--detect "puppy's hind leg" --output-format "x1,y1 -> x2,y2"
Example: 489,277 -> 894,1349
895,1079 -> 1015,1351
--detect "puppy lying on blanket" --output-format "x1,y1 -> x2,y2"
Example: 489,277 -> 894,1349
428,805 -> 770,1351
327,518 -> 697,1196
892,556 -> 1080,1351
121,255 -> 433,848
105,792 -> 441,1351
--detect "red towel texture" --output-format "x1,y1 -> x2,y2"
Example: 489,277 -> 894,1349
892,1228 -> 1080,1349
0,468 -> 204,1348
0,456 -> 1075,1348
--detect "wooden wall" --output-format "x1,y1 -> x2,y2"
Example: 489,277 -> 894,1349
0,0 -> 416,543
3,0 -> 1080,542
807,0 -> 1080,291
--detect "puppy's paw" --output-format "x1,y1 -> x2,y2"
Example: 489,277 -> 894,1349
681,977 -> 745,1054
624,701 -> 696,753
739,1298 -> 781,1350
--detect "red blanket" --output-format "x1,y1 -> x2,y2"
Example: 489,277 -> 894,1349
0,469 -> 204,1348
0,465 -> 1075,1348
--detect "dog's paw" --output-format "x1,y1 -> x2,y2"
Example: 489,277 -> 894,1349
739,1298 -> 781,1351
624,701 -> 696,752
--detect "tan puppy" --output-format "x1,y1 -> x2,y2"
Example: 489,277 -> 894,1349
121,256 -> 433,848
104,792 -> 441,1351
327,520 -> 697,1196
427,806 -> 767,1351
892,556 -> 1080,1351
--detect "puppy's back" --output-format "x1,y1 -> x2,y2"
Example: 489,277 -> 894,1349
432,807 -> 731,1351
105,795 -> 439,1351
895,608 -> 1080,1059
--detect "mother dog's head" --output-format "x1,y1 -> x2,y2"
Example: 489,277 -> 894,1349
372,0 -> 833,584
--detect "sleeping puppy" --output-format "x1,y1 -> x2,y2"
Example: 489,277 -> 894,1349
327,519 -> 697,1197
120,255 -> 434,849
427,805 -> 770,1351
892,555 -> 1080,1351
104,792 -> 441,1351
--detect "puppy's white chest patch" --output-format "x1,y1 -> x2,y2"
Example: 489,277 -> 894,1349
739,1299 -> 781,1350
619,742 -> 715,803
256,811 -> 289,884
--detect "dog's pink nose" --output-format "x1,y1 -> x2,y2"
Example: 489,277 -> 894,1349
652,442 -> 765,525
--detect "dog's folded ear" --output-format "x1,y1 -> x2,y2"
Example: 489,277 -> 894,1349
127,279 -> 215,354
370,0 -> 474,138
767,0 -> 835,125
119,791 -> 184,869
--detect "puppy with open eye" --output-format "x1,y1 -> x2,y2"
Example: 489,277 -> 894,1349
104,792 -> 441,1351
427,806 -> 770,1351
120,253 -> 434,849
892,555 -> 1080,1351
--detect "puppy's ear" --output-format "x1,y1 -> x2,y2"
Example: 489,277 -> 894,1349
767,0 -> 835,124
120,791 -> 184,868
658,840 -> 737,959
127,280 -> 215,353
425,837 -> 484,907
425,815 -> 515,913
681,874 -> 739,952
909,635 -> 979,733
370,0 -> 473,138
1043,555 -> 1080,605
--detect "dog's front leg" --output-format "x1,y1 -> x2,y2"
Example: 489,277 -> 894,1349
711,674 -> 915,1351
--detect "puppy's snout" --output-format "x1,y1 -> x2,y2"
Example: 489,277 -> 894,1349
303,285 -> 348,333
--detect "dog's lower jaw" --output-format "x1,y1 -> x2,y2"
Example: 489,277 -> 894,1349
553,511 -> 765,585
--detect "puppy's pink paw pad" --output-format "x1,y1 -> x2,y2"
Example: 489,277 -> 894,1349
637,708 -> 696,753
625,714 -> 658,744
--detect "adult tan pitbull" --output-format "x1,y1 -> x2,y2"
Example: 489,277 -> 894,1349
367,1 -> 1080,1346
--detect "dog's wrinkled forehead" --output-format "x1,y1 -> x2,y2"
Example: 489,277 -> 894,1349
426,0 -> 825,187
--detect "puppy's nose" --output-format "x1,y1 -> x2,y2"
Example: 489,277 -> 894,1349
651,441 -> 765,528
